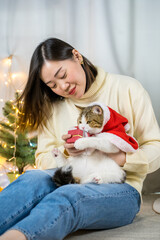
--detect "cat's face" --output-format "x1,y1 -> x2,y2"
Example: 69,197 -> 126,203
77,105 -> 104,134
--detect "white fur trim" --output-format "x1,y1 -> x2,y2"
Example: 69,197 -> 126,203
124,123 -> 130,132
104,132 -> 137,153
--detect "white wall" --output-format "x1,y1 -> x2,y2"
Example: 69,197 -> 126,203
0,0 -> 160,125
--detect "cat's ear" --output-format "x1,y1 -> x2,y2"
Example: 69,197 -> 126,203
92,106 -> 103,115
75,105 -> 85,111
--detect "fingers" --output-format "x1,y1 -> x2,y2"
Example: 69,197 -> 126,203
67,150 -> 84,157
62,133 -> 84,156
62,134 -> 71,141
64,143 -> 82,154
64,142 -> 75,149
64,142 -> 84,156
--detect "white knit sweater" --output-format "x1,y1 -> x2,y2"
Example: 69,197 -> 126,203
35,67 -> 160,194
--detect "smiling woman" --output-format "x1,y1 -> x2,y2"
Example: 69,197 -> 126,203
0,37 -> 160,240
18,38 -> 97,131
40,53 -> 86,99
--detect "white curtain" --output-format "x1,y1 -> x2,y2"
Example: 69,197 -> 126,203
0,0 -> 160,124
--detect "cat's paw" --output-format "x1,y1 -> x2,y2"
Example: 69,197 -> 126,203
92,176 -> 103,184
52,148 -> 60,158
74,138 -> 87,150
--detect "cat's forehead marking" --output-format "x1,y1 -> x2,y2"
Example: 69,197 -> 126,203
81,105 -> 103,115
81,115 -> 86,124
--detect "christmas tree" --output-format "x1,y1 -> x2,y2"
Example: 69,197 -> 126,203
0,92 -> 37,174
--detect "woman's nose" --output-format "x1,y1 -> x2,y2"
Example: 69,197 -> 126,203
59,81 -> 69,91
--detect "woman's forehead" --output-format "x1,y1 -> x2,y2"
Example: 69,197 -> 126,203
40,61 -> 62,82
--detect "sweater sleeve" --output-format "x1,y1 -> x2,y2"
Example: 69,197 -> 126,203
123,85 -> 160,179
35,115 -> 65,170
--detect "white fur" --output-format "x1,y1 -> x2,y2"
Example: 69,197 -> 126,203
54,149 -> 126,184
53,104 -> 126,184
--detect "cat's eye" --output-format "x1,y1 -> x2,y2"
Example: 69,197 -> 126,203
87,121 -> 91,124
78,120 -> 82,124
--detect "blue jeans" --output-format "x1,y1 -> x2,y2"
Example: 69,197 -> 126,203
0,169 -> 140,240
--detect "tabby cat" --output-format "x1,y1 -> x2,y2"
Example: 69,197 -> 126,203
52,102 -> 127,186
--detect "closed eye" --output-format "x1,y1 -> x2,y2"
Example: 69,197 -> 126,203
61,72 -> 67,79
51,84 -> 57,89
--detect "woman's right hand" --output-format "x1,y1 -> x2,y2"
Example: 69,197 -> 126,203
62,134 -> 85,156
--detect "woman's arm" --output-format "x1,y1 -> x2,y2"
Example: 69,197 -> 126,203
35,117 -> 64,170
123,86 -> 160,179
107,151 -> 126,167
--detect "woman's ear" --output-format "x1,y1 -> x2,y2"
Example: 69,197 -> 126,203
72,49 -> 83,64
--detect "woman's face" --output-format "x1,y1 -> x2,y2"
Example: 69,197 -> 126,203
40,50 -> 86,99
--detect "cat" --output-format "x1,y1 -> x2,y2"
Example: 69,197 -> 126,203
52,102 -> 136,187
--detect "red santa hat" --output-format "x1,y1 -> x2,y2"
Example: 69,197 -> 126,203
88,102 -> 139,153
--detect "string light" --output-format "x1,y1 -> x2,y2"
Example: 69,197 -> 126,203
1,55 -> 18,176
0,55 -> 36,184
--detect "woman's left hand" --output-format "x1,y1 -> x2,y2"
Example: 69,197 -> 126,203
107,151 -> 126,167
62,134 -> 85,156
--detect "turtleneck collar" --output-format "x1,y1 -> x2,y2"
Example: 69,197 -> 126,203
67,67 -> 108,106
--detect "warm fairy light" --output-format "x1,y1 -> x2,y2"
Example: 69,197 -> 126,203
16,89 -> 22,93
11,73 -> 17,79
0,55 -> 36,183
15,174 -> 20,179
10,145 -> 15,148
7,58 -> 12,66
3,57 -> 12,66
2,143 -> 7,148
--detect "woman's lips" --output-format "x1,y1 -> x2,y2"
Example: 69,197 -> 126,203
69,86 -> 76,95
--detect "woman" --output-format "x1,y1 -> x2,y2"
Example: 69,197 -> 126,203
0,38 -> 160,240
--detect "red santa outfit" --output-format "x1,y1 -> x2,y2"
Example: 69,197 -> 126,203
67,102 -> 138,153
101,106 -> 138,153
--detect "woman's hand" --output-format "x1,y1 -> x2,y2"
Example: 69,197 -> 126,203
62,134 -> 126,163
107,151 -> 126,167
62,134 -> 85,157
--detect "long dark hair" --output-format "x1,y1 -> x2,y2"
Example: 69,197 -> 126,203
18,38 -> 97,131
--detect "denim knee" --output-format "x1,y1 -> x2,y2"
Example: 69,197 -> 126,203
0,170 -> 57,235
53,183 -> 141,230
16,169 -> 56,189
